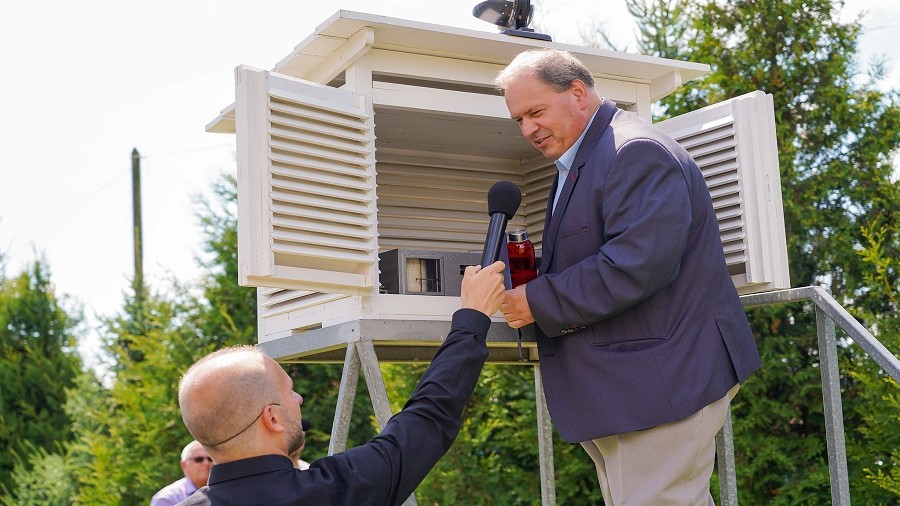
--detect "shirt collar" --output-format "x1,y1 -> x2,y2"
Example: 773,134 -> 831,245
184,477 -> 199,496
207,455 -> 295,485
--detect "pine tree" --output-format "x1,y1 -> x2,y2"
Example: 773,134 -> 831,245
0,259 -> 81,496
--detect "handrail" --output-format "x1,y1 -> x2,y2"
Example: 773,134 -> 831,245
716,285 -> 900,506
741,286 -> 900,382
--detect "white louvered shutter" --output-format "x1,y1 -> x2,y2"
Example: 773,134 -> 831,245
235,66 -> 378,295
655,91 -> 790,294
256,287 -> 351,341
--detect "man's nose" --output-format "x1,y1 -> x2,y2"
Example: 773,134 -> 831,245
520,119 -> 538,137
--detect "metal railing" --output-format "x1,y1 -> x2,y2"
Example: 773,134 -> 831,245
715,286 -> 900,506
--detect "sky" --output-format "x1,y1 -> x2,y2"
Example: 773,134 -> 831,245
1,0 -> 898,372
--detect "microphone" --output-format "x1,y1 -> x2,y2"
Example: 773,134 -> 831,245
480,180 -> 522,267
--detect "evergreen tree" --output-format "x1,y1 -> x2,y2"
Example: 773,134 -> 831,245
0,441 -> 77,506
191,175 -> 257,349
0,259 -> 81,495
849,220 -> 900,497
71,288 -> 204,505
617,0 -> 900,502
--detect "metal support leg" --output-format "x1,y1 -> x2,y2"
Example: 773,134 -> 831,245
356,341 -> 396,430
356,341 -> 418,506
534,366 -> 557,505
816,306 -> 851,506
329,344 -> 360,455
716,405 -> 738,506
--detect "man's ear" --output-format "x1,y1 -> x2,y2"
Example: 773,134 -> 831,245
260,404 -> 286,434
180,460 -> 188,474
570,79 -> 588,105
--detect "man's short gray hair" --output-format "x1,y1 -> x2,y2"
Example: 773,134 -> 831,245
495,48 -> 595,93
180,440 -> 202,462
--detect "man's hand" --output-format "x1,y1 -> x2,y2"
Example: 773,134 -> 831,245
460,261 -> 506,316
501,284 -> 535,329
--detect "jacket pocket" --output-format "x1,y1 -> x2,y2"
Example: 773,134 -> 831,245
558,225 -> 589,239
591,336 -> 666,353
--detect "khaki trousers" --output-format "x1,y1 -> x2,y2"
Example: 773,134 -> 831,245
580,385 -> 739,506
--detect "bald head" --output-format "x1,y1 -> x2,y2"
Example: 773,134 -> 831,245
179,346 -> 282,452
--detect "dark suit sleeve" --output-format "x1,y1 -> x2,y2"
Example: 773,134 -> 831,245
319,308 -> 489,506
529,138 -> 692,333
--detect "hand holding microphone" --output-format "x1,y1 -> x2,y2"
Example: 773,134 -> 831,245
480,180 -> 522,267
461,261 -> 507,317
478,182 -> 533,348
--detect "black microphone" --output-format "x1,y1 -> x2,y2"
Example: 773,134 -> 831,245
480,180 -> 522,267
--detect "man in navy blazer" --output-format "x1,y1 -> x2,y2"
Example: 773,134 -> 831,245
497,49 -> 761,504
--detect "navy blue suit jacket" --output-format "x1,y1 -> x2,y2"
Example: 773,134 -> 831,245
527,99 -> 761,443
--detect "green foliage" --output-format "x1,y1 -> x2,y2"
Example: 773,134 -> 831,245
192,174 -> 257,348
849,220 -> 900,499
34,174 -> 251,504
0,260 -> 81,495
0,441 -> 77,506
618,0 -> 900,503
61,174 -> 258,504
70,289 -> 208,505
625,0 -> 690,59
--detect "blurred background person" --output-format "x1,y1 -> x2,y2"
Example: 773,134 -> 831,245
150,440 -> 212,505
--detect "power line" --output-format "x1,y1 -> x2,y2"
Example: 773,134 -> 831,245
34,169 -> 130,240
139,143 -> 234,160
31,142 -> 234,242
863,21 -> 900,32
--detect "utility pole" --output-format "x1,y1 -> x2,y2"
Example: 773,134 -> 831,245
131,148 -> 144,308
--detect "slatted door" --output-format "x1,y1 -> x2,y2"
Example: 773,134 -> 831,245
235,66 -> 378,295
656,91 -> 790,294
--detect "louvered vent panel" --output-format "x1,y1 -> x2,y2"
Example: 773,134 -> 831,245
375,151 -> 525,253
664,118 -> 749,271
259,288 -> 348,319
256,287 -> 351,342
236,66 -> 377,295
656,91 -> 789,293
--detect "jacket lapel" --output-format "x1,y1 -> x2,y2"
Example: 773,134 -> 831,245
539,99 -> 618,273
